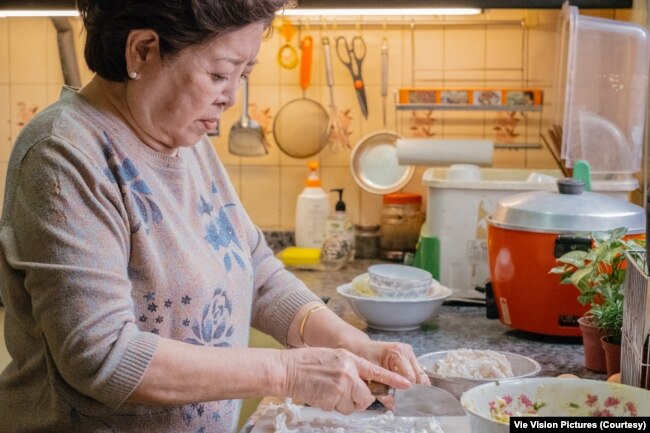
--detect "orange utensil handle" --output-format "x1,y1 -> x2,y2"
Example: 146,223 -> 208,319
300,35 -> 313,91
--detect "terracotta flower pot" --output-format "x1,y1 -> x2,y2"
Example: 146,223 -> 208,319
578,315 -> 607,373
601,336 -> 621,377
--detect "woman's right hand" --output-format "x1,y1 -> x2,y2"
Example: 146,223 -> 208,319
280,347 -> 411,415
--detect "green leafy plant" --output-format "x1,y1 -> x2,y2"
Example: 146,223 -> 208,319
549,227 -> 645,344
591,292 -> 624,344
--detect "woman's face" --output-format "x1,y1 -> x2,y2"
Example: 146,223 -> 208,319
126,22 -> 265,154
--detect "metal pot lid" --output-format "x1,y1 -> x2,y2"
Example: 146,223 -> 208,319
350,131 -> 415,195
488,178 -> 645,233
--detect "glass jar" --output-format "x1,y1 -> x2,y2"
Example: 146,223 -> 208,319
354,224 -> 380,259
379,193 -> 424,261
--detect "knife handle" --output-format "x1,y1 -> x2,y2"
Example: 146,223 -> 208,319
367,381 -> 392,397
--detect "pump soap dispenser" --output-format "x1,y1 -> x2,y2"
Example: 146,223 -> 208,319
294,162 -> 329,249
321,188 -> 355,270
325,189 -> 354,249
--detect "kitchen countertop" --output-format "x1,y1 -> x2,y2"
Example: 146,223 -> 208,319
293,259 -> 602,379
239,259 -> 604,433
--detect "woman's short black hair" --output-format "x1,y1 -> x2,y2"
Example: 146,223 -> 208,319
76,0 -> 289,82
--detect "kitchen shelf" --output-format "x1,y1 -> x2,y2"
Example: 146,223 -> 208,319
396,103 -> 542,112
494,142 -> 541,149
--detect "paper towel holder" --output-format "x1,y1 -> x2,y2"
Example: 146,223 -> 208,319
395,138 -> 494,167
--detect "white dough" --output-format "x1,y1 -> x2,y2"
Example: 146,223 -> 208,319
263,399 -> 445,433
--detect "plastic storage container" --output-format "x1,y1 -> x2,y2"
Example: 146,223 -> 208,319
354,225 -> 380,259
554,3 -> 649,174
415,167 -> 638,300
380,193 -> 424,261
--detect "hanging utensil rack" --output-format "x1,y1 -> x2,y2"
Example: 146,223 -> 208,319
281,16 -> 545,150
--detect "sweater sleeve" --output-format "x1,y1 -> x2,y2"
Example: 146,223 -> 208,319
248,226 -> 322,345
1,137 -> 159,409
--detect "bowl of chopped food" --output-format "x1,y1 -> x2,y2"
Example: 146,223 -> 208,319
417,349 -> 541,398
460,377 -> 650,433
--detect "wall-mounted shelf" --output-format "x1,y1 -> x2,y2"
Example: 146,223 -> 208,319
494,142 -> 541,149
396,103 -> 542,112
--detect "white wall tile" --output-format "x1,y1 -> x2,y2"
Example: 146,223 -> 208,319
240,166 -> 280,228
486,28 -> 524,72
443,28 -> 486,77
9,84 -> 48,147
9,18 -> 48,84
0,85 -> 10,162
0,20 -> 9,84
279,166 -> 305,229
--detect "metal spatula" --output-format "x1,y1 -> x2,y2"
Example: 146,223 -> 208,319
368,382 -> 465,417
228,76 -> 269,157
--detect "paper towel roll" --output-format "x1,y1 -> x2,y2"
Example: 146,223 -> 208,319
395,139 -> 494,166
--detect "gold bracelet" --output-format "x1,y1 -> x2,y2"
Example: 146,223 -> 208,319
299,305 -> 327,347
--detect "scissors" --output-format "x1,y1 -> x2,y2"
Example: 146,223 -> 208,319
336,36 -> 368,119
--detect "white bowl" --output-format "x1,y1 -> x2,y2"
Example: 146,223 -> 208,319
417,350 -> 541,399
367,264 -> 433,298
337,282 -> 451,331
461,378 -> 650,433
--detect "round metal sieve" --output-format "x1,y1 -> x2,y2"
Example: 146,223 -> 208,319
273,98 -> 329,158
273,35 -> 329,159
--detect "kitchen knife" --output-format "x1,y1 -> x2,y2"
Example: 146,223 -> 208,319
368,382 -> 465,417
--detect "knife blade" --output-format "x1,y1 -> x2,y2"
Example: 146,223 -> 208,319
368,382 -> 466,417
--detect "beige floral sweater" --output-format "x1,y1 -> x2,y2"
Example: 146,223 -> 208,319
0,87 -> 320,433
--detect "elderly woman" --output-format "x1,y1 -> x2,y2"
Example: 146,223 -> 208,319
0,1 -> 428,432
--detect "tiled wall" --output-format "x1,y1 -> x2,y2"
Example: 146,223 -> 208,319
0,8 -> 637,230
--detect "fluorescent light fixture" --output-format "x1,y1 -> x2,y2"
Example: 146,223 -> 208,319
0,10 -> 79,17
281,8 -> 482,16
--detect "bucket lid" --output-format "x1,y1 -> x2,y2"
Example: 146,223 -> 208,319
488,178 -> 645,233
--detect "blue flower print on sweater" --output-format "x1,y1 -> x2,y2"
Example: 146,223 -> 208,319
184,288 -> 235,347
200,194 -> 247,272
101,131 -> 163,234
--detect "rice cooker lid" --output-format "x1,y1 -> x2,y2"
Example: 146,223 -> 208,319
489,178 -> 645,233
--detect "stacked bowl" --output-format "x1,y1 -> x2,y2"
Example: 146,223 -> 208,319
337,264 -> 451,331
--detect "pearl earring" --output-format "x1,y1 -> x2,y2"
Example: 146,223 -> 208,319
128,71 -> 139,79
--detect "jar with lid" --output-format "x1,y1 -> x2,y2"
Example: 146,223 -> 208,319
354,224 -> 380,259
379,193 -> 424,261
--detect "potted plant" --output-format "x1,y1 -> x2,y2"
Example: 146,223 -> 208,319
550,227 -> 644,374
591,288 -> 624,376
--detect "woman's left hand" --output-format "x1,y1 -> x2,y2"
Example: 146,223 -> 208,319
356,340 -> 430,385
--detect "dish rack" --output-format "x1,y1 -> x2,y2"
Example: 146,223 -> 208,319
621,249 -> 650,390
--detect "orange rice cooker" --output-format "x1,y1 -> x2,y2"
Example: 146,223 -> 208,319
486,178 -> 644,337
